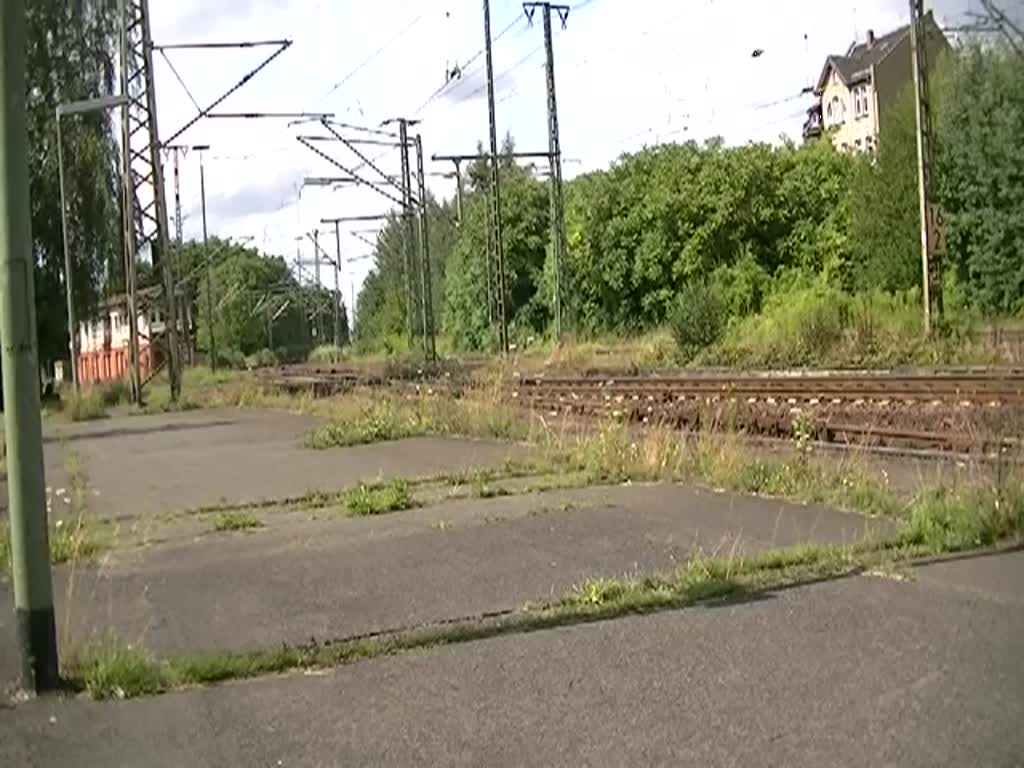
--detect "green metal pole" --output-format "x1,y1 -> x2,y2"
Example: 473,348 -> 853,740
1,0 -> 60,692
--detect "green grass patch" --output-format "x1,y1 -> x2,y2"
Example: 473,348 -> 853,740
303,394 -> 535,450
0,519 -> 109,573
343,478 -> 415,516
211,511 -> 264,533
899,484 -> 1024,553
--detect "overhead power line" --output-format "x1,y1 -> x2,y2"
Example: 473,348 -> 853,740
314,13 -> 425,106
411,14 -> 524,116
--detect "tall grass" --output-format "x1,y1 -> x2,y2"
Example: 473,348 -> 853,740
706,286 -> 991,368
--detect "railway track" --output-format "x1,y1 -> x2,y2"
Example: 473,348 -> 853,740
511,372 -> 1024,405
258,365 -> 1024,455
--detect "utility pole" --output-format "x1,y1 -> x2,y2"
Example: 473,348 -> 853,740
321,219 -> 346,347
909,0 -> 942,333
55,116 -> 79,392
121,0 -> 181,400
293,236 -> 307,348
414,133 -> 437,362
1,0 -> 60,691
483,0 -> 510,353
197,145 -> 216,370
331,222 -> 341,346
524,2 -> 570,340
166,144 -> 195,365
312,228 -> 321,341
397,118 -> 419,346
118,0 -> 142,404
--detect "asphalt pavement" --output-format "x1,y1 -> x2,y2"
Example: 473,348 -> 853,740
2,552 -> 1021,767
0,480 -> 888,670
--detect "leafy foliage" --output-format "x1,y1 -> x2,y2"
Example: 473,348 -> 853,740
670,281 -> 724,360
189,238 -> 346,363
26,0 -> 121,368
349,43 -> 1022,359
937,45 -> 1024,316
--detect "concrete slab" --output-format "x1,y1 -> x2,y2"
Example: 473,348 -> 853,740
914,548 -> 1024,608
0,482 -> 887,685
24,408 -> 527,519
3,559 -> 1022,768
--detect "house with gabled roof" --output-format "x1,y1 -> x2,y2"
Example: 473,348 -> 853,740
802,12 -> 949,153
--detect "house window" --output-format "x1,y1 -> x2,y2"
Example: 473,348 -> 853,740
827,95 -> 844,127
853,85 -> 870,118
832,70 -> 839,85
854,138 -> 862,150
865,136 -> 875,154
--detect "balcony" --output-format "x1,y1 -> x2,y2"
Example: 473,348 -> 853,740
802,102 -> 823,141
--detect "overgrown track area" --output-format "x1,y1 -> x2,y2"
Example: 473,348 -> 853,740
258,364 -> 1024,454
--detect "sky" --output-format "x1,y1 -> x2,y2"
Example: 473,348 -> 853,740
146,0 -> 985,319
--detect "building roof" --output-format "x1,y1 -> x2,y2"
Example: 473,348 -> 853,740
814,12 -> 939,94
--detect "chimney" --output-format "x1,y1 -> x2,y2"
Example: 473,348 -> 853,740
866,29 -> 875,48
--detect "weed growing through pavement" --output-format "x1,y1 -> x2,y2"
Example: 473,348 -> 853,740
302,392 -> 538,449
0,452 -> 109,575
343,478 -> 415,516
211,511 -> 265,533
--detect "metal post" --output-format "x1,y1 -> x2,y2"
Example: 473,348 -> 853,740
414,134 -> 436,362
56,114 -> 79,391
398,119 -> 418,346
170,146 -> 193,365
484,185 -> 495,323
1,0 -> 60,691
294,238 -> 307,348
909,0 -> 941,333
199,150 -> 216,370
138,0 -> 181,399
483,0 -> 509,353
453,160 -> 465,226
118,0 -> 141,404
312,228 -> 321,341
332,221 -> 342,346
538,3 -> 569,339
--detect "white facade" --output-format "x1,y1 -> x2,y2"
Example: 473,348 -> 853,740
78,304 -> 164,355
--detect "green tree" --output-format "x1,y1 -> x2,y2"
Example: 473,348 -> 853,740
26,0 -> 121,368
192,240 -> 312,362
937,44 -> 1024,315
846,84 -> 921,293
442,154 -> 549,351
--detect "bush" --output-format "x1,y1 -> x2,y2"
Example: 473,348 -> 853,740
215,348 -> 247,370
64,389 -> 107,421
308,344 -> 346,364
709,283 -> 987,368
670,281 -> 725,360
244,348 -> 278,369
97,378 -> 131,407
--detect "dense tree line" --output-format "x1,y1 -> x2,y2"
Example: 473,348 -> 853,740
353,41 -> 1023,358
179,238 -> 348,365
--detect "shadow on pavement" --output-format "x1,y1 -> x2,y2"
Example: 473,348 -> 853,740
43,418 -> 238,445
